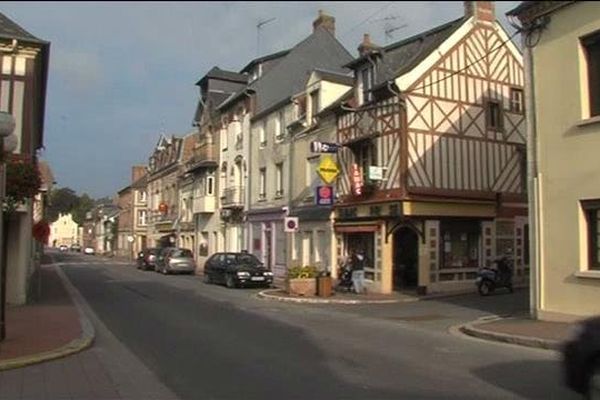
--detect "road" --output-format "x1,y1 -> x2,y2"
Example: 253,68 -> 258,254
56,252 -> 577,400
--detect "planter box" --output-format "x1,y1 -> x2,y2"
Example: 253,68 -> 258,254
286,278 -> 316,296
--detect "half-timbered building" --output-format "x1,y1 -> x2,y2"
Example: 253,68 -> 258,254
333,1 -> 527,294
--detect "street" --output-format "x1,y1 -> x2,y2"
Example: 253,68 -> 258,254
56,252 -> 576,400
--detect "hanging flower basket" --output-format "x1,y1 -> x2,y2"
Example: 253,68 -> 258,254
32,220 -> 50,244
4,156 -> 41,213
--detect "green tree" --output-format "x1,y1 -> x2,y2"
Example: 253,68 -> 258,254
72,193 -> 94,225
46,187 -> 80,223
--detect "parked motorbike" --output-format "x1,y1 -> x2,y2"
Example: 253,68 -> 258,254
476,256 -> 514,296
336,263 -> 354,293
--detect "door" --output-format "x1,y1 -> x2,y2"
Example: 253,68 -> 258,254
264,227 -> 273,270
393,227 -> 419,290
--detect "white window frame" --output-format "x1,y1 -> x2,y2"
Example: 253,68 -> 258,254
259,168 -> 266,200
275,111 -> 284,141
206,175 -> 215,196
138,210 -> 147,226
259,121 -> 267,147
275,162 -> 284,197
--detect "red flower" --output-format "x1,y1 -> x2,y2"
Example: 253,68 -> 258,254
32,220 -> 50,245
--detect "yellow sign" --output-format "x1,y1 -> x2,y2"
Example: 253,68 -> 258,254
317,155 -> 340,184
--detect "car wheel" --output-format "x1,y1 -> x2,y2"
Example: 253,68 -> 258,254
588,361 -> 600,400
478,281 -> 493,296
203,274 -> 212,284
225,274 -> 236,289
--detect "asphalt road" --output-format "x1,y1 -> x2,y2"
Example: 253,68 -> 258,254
56,252 -> 578,400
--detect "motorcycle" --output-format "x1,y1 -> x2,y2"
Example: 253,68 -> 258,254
476,256 -> 514,296
335,262 -> 354,293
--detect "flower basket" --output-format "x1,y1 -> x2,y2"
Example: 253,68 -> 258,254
286,265 -> 318,296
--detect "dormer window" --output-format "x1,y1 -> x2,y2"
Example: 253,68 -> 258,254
360,65 -> 375,104
310,90 -> 320,122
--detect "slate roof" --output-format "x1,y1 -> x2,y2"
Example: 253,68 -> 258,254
312,68 -> 354,86
131,174 -> 148,189
346,17 -> 466,87
0,12 -> 46,44
195,66 -> 247,87
251,26 -> 353,119
240,49 -> 290,74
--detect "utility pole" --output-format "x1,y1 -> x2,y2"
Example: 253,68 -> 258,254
256,17 -> 276,57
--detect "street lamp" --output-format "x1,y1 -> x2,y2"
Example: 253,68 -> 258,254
0,111 -> 16,341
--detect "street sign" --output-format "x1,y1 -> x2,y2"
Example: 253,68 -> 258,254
315,185 -> 334,206
317,155 -> 340,184
310,141 -> 341,153
368,166 -> 383,181
284,217 -> 299,233
351,163 -> 363,195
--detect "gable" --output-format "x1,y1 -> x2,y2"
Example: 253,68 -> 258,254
395,18 -> 523,91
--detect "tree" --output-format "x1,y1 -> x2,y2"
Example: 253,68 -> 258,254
72,193 -> 94,225
46,187 -> 80,223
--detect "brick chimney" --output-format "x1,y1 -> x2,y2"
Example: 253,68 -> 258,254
131,165 -> 146,184
313,10 -> 335,36
464,1 -> 495,23
358,33 -> 379,57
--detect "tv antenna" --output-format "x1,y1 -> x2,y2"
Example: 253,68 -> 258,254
256,17 -> 276,57
370,15 -> 408,44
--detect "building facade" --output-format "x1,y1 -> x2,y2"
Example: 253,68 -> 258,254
116,184 -> 133,258
130,166 -> 148,256
333,1 -> 527,294
508,1 -> 600,321
48,213 -> 79,247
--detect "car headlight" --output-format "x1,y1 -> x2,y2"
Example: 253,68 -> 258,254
237,271 -> 250,278
264,271 -> 274,276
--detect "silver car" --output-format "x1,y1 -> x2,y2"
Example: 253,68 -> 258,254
156,248 -> 196,275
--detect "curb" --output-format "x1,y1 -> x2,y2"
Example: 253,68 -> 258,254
456,316 -> 561,351
0,264 -> 95,371
257,289 -> 416,304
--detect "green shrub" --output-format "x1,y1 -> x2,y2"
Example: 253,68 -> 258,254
287,265 -> 318,279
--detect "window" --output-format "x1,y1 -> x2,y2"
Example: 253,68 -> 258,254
275,162 -> 284,197
440,220 -> 480,269
350,140 -> 377,178
259,168 -> 266,200
275,111 -> 284,140
220,128 -> 228,151
206,175 -> 214,196
259,121 -> 266,147
360,66 -> 375,104
582,200 -> 600,270
509,88 -> 524,113
138,191 -> 147,203
310,90 -> 320,121
305,156 -> 319,199
486,100 -> 503,131
582,31 -> 600,117
138,210 -> 147,226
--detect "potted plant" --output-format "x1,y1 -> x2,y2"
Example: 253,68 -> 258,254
286,264 -> 318,296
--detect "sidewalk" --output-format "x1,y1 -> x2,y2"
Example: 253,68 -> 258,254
458,315 -> 573,350
0,264 -> 92,369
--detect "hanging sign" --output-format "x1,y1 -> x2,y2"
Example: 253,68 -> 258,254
351,163 -> 363,195
315,185 -> 334,206
316,155 -> 340,185
310,141 -> 341,153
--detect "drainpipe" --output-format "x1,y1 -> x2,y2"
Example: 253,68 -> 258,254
523,36 -> 539,320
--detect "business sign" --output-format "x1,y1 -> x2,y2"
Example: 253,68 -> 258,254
368,166 -> 384,181
351,163 -> 363,196
315,185 -> 334,206
310,141 -> 341,153
317,155 -> 340,184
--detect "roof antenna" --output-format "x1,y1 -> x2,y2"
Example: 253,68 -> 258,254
370,15 -> 408,44
257,17 -> 276,57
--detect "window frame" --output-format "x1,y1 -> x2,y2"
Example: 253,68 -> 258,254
259,167 -> 267,200
485,99 -> 504,132
275,162 -> 284,198
206,175 -> 214,196
582,199 -> 600,270
259,120 -> 267,148
509,88 -> 524,114
275,111 -> 284,141
581,30 -> 600,118
310,90 -> 320,122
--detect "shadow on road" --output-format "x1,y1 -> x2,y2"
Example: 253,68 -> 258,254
426,289 -> 530,316
471,359 -> 578,399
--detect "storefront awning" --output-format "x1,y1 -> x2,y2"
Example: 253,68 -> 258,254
334,224 -> 380,233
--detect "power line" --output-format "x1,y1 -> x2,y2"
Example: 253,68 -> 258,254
340,2 -> 394,38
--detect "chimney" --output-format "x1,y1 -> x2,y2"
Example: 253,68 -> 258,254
131,165 -> 146,184
464,1 -> 495,23
313,10 -> 335,36
358,33 -> 379,57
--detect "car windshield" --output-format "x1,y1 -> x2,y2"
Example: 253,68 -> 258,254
171,249 -> 193,258
235,254 -> 261,266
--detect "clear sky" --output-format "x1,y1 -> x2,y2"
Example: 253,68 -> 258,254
2,1 -> 520,198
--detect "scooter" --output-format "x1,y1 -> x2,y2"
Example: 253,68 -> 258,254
476,257 -> 514,296
336,263 -> 354,293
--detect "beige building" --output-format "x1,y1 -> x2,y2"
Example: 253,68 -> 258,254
49,213 -> 79,247
508,1 -> 600,321
130,166 -> 148,256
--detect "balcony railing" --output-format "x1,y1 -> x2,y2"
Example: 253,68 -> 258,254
221,186 -> 244,207
186,143 -> 217,169
192,195 -> 215,213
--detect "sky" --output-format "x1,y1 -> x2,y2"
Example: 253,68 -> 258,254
2,1 -> 520,198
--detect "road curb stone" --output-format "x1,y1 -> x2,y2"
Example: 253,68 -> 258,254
0,263 -> 95,371
456,316 -> 562,351
257,289 -> 415,304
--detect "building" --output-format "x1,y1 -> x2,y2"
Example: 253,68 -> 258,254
247,10 -> 353,281
116,183 -> 133,258
176,131 -> 199,256
332,1 -> 527,294
190,67 -> 247,268
94,202 -> 119,255
287,69 -> 354,272
147,135 -> 183,248
48,213 -> 79,247
507,1 -> 600,321
130,165 -> 148,256
0,12 -> 50,305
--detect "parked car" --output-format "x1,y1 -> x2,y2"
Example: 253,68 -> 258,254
70,243 -> 82,252
59,245 -> 68,252
155,247 -> 195,275
203,252 -> 273,288
137,248 -> 159,271
562,315 -> 600,398
83,247 -> 95,255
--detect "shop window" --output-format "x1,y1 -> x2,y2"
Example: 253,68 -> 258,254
344,232 -> 376,280
582,200 -> 600,270
440,220 -> 481,269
